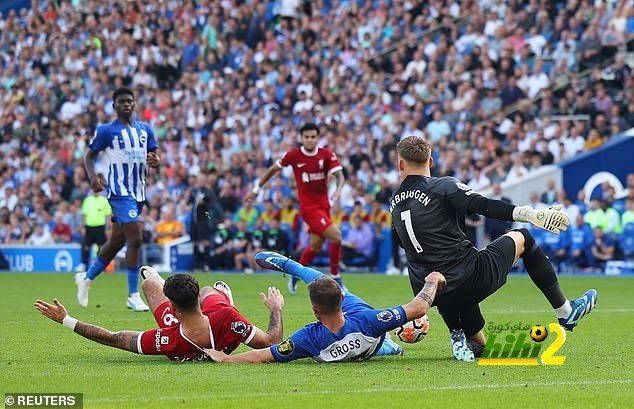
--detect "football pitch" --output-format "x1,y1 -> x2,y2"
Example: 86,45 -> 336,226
1,272 -> 633,408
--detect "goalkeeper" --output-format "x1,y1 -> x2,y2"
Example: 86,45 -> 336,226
389,136 -> 597,361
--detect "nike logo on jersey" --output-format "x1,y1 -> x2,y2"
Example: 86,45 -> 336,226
297,163 -> 306,168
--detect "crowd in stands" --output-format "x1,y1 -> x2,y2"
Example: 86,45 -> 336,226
0,0 -> 633,271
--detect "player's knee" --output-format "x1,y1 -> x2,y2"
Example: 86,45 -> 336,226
512,228 -> 536,257
127,234 -> 142,249
330,230 -> 342,243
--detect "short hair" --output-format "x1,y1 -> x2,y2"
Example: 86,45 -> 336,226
307,276 -> 342,315
299,122 -> 320,136
396,136 -> 432,165
112,87 -> 135,102
163,274 -> 200,311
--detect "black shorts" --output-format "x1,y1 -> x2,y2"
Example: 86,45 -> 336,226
83,226 -> 107,246
429,235 -> 516,338
191,222 -> 213,242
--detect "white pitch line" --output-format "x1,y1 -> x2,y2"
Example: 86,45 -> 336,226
85,379 -> 634,403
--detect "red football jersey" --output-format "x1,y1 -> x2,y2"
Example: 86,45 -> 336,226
138,293 -> 256,362
277,147 -> 342,211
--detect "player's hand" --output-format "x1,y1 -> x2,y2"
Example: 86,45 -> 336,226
260,286 -> 284,312
202,348 -> 227,363
90,174 -> 107,193
146,152 -> 160,168
330,189 -> 341,204
513,204 -> 570,235
425,271 -> 447,290
34,298 -> 68,324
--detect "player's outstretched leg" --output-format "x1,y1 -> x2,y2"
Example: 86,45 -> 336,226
255,251 -> 323,284
375,333 -> 404,357
513,229 -> 597,331
75,224 -> 127,307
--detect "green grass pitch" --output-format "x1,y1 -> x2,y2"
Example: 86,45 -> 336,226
1,272 -> 633,408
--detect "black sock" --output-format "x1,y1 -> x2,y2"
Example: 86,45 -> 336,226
516,229 -> 567,309
467,340 -> 484,358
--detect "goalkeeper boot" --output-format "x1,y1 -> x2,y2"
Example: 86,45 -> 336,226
558,289 -> 598,331
450,329 -> 475,362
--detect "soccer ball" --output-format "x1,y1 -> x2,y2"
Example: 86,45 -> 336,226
530,325 -> 548,342
394,315 -> 430,343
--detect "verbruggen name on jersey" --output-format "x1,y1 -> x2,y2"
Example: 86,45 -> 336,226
389,190 -> 431,213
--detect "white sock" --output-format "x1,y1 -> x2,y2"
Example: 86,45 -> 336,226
554,300 -> 572,319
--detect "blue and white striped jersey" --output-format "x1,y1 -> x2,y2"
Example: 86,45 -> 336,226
269,293 -> 407,363
89,119 -> 158,201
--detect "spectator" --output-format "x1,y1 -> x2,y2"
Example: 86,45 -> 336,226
341,215 -> 374,266
622,198 -> 634,228
209,219 -> 234,270
233,201 -> 259,228
330,200 -> 348,228
568,213 -> 594,270
426,110 -> 451,143
369,201 -> 391,234
232,220 -> 252,272
27,224 -> 54,245
51,212 -> 72,243
349,201 -> 369,223
584,198 -> 605,230
541,179 -> 558,205
264,217 -> 290,257
155,205 -> 186,245
259,199 -> 278,224
591,226 -> 615,271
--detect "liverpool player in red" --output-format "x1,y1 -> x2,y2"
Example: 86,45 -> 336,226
34,267 -> 284,362
248,123 -> 345,293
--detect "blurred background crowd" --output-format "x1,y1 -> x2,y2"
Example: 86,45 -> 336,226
0,0 -> 633,272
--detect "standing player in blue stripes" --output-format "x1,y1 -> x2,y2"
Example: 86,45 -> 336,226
75,87 -> 160,311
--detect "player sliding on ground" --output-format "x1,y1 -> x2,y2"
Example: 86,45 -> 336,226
202,251 -> 445,363
35,267 -> 283,361
390,136 -> 597,361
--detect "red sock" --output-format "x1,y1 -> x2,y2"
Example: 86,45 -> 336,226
329,242 -> 341,276
298,246 -> 318,266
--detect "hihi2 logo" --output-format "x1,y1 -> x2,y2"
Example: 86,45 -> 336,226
478,323 -> 567,366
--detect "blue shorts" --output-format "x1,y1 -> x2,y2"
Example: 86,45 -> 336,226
109,197 -> 144,225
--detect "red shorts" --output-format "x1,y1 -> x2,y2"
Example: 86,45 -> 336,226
152,292 -> 232,328
300,207 -> 333,236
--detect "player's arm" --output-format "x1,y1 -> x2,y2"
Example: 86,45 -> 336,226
203,347 -> 276,364
444,178 -> 570,234
34,298 -> 141,353
402,271 -> 446,321
84,149 -> 106,193
330,169 -> 345,202
245,287 -> 284,348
